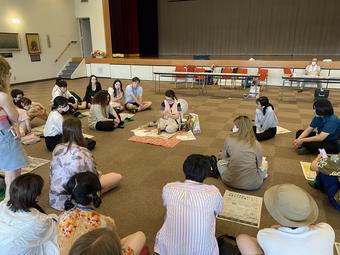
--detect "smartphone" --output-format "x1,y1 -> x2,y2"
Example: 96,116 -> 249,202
318,148 -> 328,159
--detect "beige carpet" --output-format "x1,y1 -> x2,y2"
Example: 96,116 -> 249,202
13,78 -> 339,251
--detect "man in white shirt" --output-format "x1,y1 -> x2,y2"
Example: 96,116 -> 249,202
298,58 -> 321,92
236,184 -> 335,255
51,78 -> 78,109
154,154 -> 223,255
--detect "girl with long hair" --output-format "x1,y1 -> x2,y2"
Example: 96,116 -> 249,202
108,79 -> 124,111
88,90 -> 123,131
49,117 -> 122,211
217,116 -> 268,190
79,75 -> 102,110
254,96 -> 278,141
0,58 -> 28,197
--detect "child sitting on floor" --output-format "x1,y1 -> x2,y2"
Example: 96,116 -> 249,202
108,79 -> 124,112
158,90 -> 182,134
16,97 -> 32,136
11,89 -> 48,121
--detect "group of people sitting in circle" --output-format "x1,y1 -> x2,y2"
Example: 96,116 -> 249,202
0,56 -> 339,254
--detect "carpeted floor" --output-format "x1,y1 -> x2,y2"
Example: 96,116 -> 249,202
12,78 -> 339,251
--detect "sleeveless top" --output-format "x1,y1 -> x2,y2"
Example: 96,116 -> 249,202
0,106 -> 10,130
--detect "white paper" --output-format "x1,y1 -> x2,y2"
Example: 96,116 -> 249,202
131,127 -> 175,139
335,242 -> 340,255
300,161 -> 316,181
217,190 -> 263,228
276,126 -> 291,134
21,156 -> 50,174
120,113 -> 135,121
176,130 -> 196,141
83,133 -> 94,139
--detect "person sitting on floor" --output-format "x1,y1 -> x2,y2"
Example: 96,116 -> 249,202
78,75 -> 102,110
293,99 -> 340,155
310,153 -> 340,211
158,89 -> 182,134
0,173 -> 59,255
125,77 -> 152,113
16,97 -> 32,136
154,154 -> 223,255
44,96 -> 69,151
108,79 -> 124,112
236,184 -> 335,255
51,78 -> 78,111
88,90 -> 123,131
217,115 -> 268,190
254,96 -> 278,141
58,172 -> 145,255
11,89 -> 48,120
49,117 -> 121,211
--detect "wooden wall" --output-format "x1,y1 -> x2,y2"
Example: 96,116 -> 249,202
158,0 -> 340,56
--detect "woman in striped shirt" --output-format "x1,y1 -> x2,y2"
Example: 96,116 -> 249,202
154,154 -> 223,255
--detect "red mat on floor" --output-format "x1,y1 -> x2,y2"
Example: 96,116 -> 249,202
128,135 -> 180,148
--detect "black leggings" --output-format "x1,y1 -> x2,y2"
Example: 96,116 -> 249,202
296,130 -> 340,154
95,112 -> 123,131
45,135 -> 62,152
253,126 -> 277,141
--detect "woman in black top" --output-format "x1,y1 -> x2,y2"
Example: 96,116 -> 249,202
79,75 -> 102,109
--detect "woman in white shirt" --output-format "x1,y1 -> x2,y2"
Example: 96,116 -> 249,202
108,79 -> 124,111
0,173 -> 58,255
254,96 -> 278,141
44,96 -> 69,151
236,184 -> 335,255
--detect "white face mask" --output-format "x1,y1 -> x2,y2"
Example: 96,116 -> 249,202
61,105 -> 69,112
232,125 -> 239,133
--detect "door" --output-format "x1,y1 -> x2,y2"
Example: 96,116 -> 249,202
79,18 -> 93,58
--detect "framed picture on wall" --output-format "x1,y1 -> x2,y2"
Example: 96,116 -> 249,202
0,33 -> 20,52
26,33 -> 41,54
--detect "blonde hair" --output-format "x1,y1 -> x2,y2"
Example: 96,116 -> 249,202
0,57 -> 11,93
231,115 -> 256,146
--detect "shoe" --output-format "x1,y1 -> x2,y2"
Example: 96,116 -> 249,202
297,89 -> 303,93
117,122 -> 124,128
297,147 -> 310,155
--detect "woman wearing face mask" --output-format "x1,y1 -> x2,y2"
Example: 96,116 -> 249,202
217,116 -> 268,190
108,79 -> 124,112
44,96 -> 70,151
158,90 -> 182,134
254,96 -> 278,141
293,99 -> 340,155
78,75 -> 102,110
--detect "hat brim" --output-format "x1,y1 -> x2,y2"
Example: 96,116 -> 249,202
264,185 -> 319,227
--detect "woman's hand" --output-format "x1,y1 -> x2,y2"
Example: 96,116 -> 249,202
293,138 -> 303,148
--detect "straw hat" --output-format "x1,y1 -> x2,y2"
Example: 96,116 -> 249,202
264,184 -> 319,227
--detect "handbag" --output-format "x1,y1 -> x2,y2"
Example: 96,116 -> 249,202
314,88 -> 329,100
217,234 -> 241,255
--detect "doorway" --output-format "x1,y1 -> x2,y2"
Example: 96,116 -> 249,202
79,18 -> 93,58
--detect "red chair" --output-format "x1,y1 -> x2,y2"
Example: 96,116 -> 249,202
186,64 -> 196,72
282,67 -> 297,88
194,67 -> 205,87
237,68 -> 248,74
174,65 -> 187,87
220,67 -> 233,87
258,68 -> 268,88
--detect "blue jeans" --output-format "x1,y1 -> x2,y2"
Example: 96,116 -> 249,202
315,172 -> 340,211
